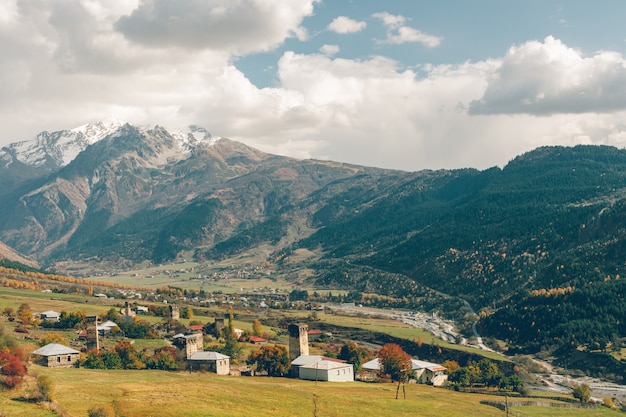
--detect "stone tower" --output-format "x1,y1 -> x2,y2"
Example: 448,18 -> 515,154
85,315 -> 100,352
121,302 -> 136,319
169,304 -> 180,320
288,323 -> 309,362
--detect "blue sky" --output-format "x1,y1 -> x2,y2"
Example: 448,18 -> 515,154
2,0 -> 626,171
237,1 -> 626,87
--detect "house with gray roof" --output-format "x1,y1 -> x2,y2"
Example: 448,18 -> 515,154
39,310 -> 60,322
362,358 -> 448,386
299,359 -> 354,382
188,351 -> 230,374
291,355 -> 354,382
32,343 -> 80,368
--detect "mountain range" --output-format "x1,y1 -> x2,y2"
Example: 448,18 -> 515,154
1,122 -> 626,373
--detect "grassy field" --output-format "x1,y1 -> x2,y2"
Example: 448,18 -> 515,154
1,367 -> 512,417
0,287 -> 119,314
0,287 -> 621,416
1,367 -> 619,417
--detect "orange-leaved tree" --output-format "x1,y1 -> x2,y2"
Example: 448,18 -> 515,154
378,343 -> 412,399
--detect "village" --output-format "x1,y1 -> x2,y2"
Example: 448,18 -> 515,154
29,301 -> 450,386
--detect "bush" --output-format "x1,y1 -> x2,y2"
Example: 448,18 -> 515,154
36,374 -> 54,402
88,406 -> 114,417
603,397 -> 615,409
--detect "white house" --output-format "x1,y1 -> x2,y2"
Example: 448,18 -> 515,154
299,359 -> 354,382
362,358 -> 448,386
291,355 -> 354,382
97,320 -> 120,335
411,359 -> 448,386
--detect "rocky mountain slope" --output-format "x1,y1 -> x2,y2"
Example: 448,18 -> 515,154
2,123 -> 626,368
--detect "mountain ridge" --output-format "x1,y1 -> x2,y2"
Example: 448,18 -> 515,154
1,124 -> 626,368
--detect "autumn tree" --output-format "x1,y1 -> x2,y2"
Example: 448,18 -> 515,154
338,342 -> 368,373
39,333 -> 68,347
249,345 -> 290,377
0,350 -> 27,388
252,319 -> 263,337
56,311 -> 86,329
146,346 -> 178,371
101,307 -> 120,323
378,343 -> 412,399
17,303 -> 33,325
114,340 -> 146,369
572,384 -> 591,403
219,306 -> 241,361
441,359 -> 460,374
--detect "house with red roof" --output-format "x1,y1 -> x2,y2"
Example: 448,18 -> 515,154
248,336 -> 267,344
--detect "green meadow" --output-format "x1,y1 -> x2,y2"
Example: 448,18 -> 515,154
2,367 -> 620,417
0,287 -> 620,416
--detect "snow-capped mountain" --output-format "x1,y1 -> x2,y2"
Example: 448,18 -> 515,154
0,121 -> 217,170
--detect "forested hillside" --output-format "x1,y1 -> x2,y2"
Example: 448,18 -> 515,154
292,145 -> 626,364
2,124 -> 626,368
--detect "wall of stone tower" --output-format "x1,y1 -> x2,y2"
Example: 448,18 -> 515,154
122,302 -> 136,318
185,333 -> 203,359
288,323 -> 309,362
85,315 -> 99,352
169,305 -> 180,320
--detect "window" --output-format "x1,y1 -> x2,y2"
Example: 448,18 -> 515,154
57,357 -> 61,362
68,356 -> 72,362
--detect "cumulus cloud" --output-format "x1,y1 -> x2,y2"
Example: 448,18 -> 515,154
114,0 -> 317,54
372,12 -> 406,28
373,11 -> 441,47
3,1 -> 626,172
320,44 -> 340,56
327,16 -> 367,34
470,36 -> 626,115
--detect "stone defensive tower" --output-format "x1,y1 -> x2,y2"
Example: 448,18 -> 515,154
288,323 -> 309,362
169,304 -> 180,320
85,315 -> 100,352
121,302 -> 136,319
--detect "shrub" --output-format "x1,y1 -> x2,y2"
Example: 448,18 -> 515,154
36,374 -> 54,402
88,406 -> 114,417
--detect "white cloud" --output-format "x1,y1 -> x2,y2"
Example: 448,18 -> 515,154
470,36 -> 626,115
2,1 -> 626,173
114,0 -> 317,54
372,12 -> 405,28
327,16 -> 366,34
387,26 -> 441,47
0,0 -> 19,26
320,44 -> 340,56
373,11 -> 441,47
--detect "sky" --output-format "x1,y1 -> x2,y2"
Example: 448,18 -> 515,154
2,1 -> 626,171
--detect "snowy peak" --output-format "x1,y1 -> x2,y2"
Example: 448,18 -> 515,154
70,119 -> 124,145
0,122 -> 219,169
0,120 -> 124,169
171,125 -> 219,153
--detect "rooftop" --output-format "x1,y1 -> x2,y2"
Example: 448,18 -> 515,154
188,351 -> 230,361
33,343 -> 79,356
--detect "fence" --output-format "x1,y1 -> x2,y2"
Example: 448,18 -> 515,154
480,399 -> 596,414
